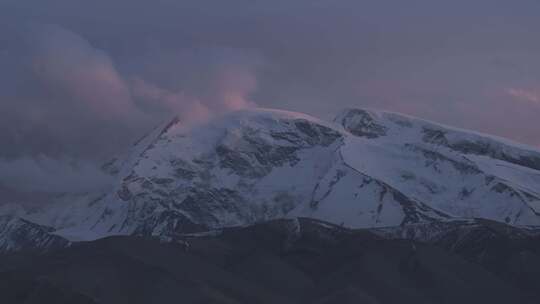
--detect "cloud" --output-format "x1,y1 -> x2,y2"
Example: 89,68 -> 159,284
0,24 -> 262,193
27,25 -> 140,120
128,47 -> 262,125
1,0 -> 540,194
0,24 -> 148,161
130,78 -> 212,124
505,88 -> 540,105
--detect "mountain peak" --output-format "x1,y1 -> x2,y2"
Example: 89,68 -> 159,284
4,107 -> 540,243
337,107 -> 540,170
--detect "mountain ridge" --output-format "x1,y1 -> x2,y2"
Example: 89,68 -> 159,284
1,107 -> 539,244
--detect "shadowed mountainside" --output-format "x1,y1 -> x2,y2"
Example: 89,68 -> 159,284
2,218 -> 540,304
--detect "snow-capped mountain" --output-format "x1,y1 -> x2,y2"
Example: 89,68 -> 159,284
336,109 -> 540,224
3,107 -> 540,242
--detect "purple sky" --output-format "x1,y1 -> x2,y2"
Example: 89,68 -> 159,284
1,0 -> 539,192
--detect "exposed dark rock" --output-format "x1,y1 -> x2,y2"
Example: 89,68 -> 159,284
338,109 -> 387,138
421,127 -> 540,171
422,127 -> 449,145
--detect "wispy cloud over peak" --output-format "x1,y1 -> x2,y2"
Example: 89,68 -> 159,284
505,87 -> 540,105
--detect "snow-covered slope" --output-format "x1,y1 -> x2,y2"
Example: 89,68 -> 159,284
0,215 -> 69,252
3,107 -> 540,242
337,109 -> 540,225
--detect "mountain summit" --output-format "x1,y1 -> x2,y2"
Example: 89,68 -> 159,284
3,108 -> 540,243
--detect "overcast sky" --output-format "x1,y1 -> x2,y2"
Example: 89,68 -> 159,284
1,0 -> 540,193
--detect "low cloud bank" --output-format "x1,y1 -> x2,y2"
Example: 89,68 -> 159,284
0,25 -> 261,193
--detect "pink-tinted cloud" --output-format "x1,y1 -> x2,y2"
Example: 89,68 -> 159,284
505,88 -> 540,105
128,47 -> 262,125
130,78 -> 212,124
0,25 -> 150,162
0,25 -> 262,160
0,24 -> 263,192
27,25 -> 145,123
